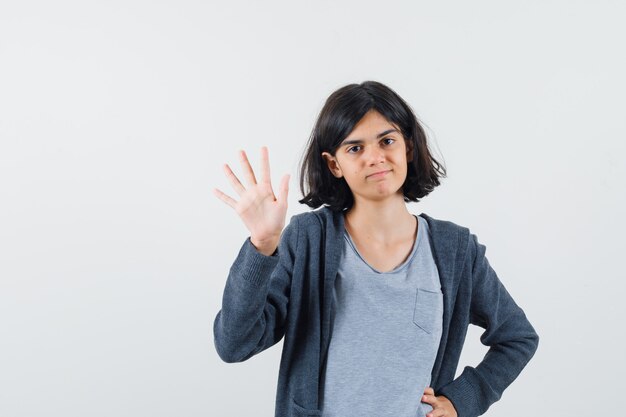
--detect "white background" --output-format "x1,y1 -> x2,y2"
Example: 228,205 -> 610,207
1,1 -> 625,416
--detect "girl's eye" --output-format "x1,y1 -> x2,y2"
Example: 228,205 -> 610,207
347,138 -> 395,154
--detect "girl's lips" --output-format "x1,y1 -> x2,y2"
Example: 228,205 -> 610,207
368,170 -> 391,178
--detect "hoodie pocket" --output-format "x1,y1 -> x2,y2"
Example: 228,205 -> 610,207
413,287 -> 443,334
291,396 -> 322,416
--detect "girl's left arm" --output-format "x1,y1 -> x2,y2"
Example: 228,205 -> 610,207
437,233 -> 540,417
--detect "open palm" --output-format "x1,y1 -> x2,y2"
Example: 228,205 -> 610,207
213,146 -> 290,248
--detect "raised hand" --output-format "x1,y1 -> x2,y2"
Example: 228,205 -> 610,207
212,146 -> 290,256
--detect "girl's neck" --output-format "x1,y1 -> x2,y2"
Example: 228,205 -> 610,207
344,196 -> 416,246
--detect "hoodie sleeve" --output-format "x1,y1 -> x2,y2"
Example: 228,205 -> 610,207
213,215 -> 300,363
436,233 -> 540,417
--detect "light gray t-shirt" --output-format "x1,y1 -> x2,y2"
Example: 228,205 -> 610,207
320,214 -> 444,417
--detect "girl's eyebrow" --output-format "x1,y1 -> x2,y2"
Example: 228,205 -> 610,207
340,129 -> 399,146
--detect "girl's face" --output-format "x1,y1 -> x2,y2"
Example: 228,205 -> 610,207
321,110 -> 413,205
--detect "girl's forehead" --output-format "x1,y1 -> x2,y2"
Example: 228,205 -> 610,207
346,112 -> 400,138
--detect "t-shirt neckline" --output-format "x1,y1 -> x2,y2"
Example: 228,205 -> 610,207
343,214 -> 421,274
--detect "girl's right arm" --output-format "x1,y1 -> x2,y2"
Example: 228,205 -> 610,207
213,214 -> 299,362
211,146 -> 293,362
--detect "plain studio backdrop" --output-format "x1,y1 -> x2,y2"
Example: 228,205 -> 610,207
1,1 -> 624,416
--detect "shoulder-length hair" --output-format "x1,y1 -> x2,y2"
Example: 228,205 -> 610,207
298,80 -> 447,212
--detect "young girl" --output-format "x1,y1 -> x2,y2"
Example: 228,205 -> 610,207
212,81 -> 539,417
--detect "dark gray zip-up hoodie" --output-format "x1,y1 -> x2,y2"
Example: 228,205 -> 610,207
213,206 -> 539,417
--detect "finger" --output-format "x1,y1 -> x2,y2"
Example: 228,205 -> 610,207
430,407 -> 447,417
424,387 -> 435,395
239,149 -> 258,186
425,407 -> 439,417
223,163 -> 246,196
422,394 -> 434,403
278,174 -> 290,204
212,187 -> 237,209
260,146 -> 271,184
260,146 -> 277,199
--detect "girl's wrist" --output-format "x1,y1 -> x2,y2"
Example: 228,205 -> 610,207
250,236 -> 279,256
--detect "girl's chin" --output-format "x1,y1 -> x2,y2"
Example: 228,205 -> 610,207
356,187 -> 404,199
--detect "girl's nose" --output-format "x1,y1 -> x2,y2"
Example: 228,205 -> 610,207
366,146 -> 386,164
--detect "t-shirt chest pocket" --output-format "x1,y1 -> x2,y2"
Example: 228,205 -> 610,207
413,287 -> 443,334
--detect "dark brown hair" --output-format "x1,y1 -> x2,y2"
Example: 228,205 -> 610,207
298,80 -> 446,212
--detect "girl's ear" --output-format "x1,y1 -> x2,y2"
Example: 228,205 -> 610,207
405,139 -> 414,162
321,152 -> 343,178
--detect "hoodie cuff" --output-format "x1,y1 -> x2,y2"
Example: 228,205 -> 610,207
436,367 -> 486,417
229,236 -> 280,288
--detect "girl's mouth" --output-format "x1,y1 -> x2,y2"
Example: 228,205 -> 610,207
368,170 -> 391,178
